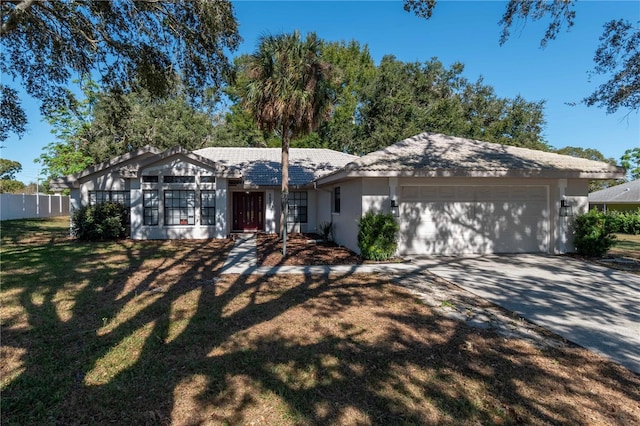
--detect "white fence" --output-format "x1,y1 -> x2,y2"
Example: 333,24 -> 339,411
1,194 -> 70,221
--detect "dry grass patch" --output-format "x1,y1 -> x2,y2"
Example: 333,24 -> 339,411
2,218 -> 639,425
611,233 -> 640,260
591,234 -> 640,273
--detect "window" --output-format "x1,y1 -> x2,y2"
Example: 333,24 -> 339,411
164,176 -> 195,184
164,190 -> 195,225
110,191 -> 130,206
333,187 -> 341,213
287,191 -> 308,223
200,176 -> 215,183
201,190 -> 216,225
143,191 -> 159,226
142,175 -> 159,183
89,191 -> 131,207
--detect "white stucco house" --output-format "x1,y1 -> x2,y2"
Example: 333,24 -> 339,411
50,132 -> 624,255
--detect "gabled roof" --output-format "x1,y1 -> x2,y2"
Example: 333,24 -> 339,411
316,132 -> 625,184
589,180 -> 640,204
194,147 -> 358,187
49,146 -> 221,190
137,146 -> 222,174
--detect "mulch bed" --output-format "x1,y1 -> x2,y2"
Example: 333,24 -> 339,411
257,233 -> 361,266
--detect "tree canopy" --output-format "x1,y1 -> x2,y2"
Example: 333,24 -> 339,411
0,158 -> 25,193
37,80 -> 224,180
0,0 -> 240,141
0,158 -> 22,180
554,146 -> 620,190
621,147 -> 640,181
405,0 -> 640,113
356,56 -> 548,154
239,32 -> 334,145
317,40 -> 376,153
223,47 -> 548,156
554,146 -> 616,164
0,86 -> 27,142
584,19 -> 640,113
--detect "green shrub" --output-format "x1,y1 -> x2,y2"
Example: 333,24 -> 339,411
318,221 -> 334,242
72,202 -> 128,241
598,209 -> 640,235
618,209 -> 640,235
606,210 -> 626,233
357,211 -> 399,261
573,209 -> 616,257
622,211 -> 640,234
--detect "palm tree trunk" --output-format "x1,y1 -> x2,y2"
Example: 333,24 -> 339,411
281,125 -> 289,257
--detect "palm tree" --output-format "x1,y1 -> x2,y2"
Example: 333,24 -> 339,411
241,31 -> 333,256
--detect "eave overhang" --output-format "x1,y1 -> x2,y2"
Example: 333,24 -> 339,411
315,168 -> 626,186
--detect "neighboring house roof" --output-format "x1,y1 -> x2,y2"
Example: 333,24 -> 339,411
316,132 -> 625,184
194,147 -> 358,187
589,180 -> 640,204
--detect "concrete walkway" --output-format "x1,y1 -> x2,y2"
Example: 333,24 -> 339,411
221,234 -> 258,273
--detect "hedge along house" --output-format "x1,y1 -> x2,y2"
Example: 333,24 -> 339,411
51,132 -> 624,255
50,145 -> 358,239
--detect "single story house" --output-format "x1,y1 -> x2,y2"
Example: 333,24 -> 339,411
51,132 -> 624,255
589,179 -> 640,212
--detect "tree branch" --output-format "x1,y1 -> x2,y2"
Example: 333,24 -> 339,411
0,0 -> 36,36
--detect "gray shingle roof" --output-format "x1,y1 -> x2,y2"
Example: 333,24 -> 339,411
589,179 -> 640,203
194,147 -> 358,187
338,133 -> 624,177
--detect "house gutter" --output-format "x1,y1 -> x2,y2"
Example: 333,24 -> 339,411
315,168 -> 626,185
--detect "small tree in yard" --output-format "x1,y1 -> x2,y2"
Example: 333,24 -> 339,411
573,209 -> 617,257
358,211 -> 399,261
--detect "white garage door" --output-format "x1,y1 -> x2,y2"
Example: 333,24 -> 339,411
399,185 -> 549,255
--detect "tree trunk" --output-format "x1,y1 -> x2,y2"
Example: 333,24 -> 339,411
281,125 -> 289,257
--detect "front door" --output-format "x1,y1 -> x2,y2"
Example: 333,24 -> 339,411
232,192 -> 264,231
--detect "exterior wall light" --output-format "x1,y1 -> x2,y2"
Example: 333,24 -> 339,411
390,199 -> 399,217
559,198 -> 573,217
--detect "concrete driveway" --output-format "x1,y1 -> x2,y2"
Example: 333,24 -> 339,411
412,254 -> 640,374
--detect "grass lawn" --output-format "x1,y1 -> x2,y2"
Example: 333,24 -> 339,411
610,233 -> 640,260
598,234 -> 640,274
2,218 -> 639,425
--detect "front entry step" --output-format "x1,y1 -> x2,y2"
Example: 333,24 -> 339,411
229,232 -> 257,241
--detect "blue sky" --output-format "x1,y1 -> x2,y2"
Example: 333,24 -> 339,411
2,0 -> 639,184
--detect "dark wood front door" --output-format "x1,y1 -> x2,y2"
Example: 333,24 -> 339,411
232,192 -> 264,231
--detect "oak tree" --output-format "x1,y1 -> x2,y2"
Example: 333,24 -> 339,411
1,0 -> 240,140
405,0 -> 639,113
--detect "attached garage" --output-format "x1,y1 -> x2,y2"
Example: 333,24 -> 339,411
399,185 -> 549,254
315,132 -> 625,256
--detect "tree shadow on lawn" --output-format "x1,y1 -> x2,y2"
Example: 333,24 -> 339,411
2,232 -> 639,425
